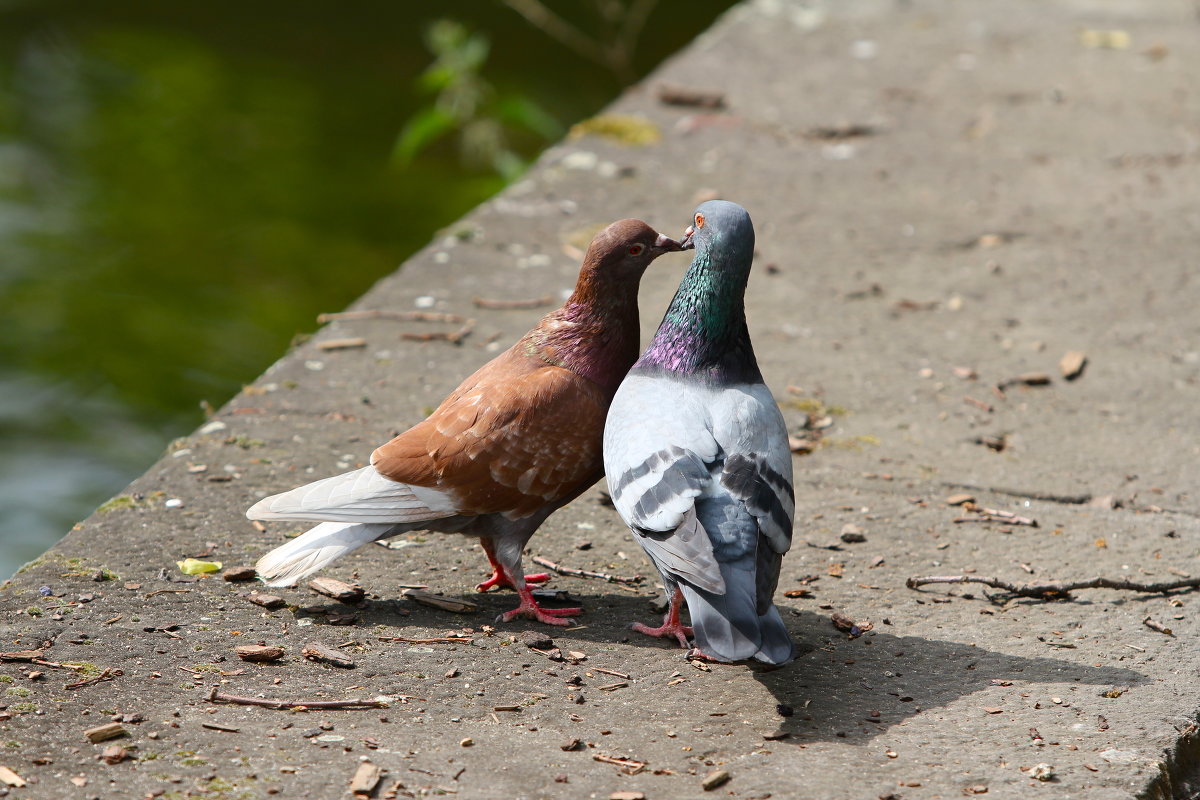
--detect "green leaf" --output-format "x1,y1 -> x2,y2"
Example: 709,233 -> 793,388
391,106 -> 455,166
496,95 -> 562,141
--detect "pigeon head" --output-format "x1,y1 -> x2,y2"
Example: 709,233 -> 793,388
634,200 -> 762,384
584,218 -> 683,282
678,200 -> 754,264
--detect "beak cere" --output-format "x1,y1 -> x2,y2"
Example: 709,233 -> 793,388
654,233 -> 684,252
680,225 -> 696,250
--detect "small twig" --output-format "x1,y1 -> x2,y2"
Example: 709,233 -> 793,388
317,310 -> 469,324
941,481 -> 1092,506
530,556 -> 644,585
377,635 -> 473,644
472,295 -> 554,310
401,321 -> 474,345
207,687 -> 388,710
64,668 -> 122,690
201,722 -> 240,733
954,507 -> 1038,527
144,588 -> 192,597
907,574 -> 1200,600
592,667 -> 630,680
593,753 -> 646,773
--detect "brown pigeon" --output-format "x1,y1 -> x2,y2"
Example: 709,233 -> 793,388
248,220 -> 682,625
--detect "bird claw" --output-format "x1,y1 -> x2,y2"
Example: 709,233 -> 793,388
497,602 -> 583,627
475,570 -> 552,593
631,620 -> 694,649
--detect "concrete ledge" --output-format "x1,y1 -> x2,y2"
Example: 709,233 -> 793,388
3,1 -> 1199,798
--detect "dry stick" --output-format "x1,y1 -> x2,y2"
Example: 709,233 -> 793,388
207,687 -> 388,710
64,668 -> 122,690
530,556 -> 645,585
906,574 -> 1200,599
941,481 -> 1092,505
593,753 -> 646,771
317,310 -> 469,324
401,321 -> 474,344
145,588 -> 192,597
377,636 -> 472,644
473,295 -> 554,310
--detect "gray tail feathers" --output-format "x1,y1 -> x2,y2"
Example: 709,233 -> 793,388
679,558 -> 794,666
256,522 -> 394,587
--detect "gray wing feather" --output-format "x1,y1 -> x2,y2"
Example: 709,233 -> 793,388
635,509 -> 725,595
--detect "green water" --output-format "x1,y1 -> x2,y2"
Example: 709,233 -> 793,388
0,1 -> 732,579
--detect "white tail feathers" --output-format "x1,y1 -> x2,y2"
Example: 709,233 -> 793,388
256,522 -> 393,587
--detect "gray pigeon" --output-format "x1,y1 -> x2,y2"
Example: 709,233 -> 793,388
603,200 -> 795,664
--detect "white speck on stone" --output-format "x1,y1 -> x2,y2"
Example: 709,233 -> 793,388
597,160 -> 618,178
199,420 -> 227,435
164,498 -> 183,509
561,150 -> 598,171
1030,763 -> 1054,781
576,522 -> 596,530
850,39 -> 877,59
304,360 -> 325,371
297,618 -> 313,627
527,254 -> 551,268
374,350 -> 392,359
433,252 -> 450,264
559,199 -> 578,214
414,296 -> 436,309
172,448 -> 192,458
821,143 -> 856,161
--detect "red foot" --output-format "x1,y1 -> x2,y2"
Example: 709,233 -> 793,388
632,620 -> 694,648
476,570 -> 551,593
498,598 -> 583,627
686,647 -> 718,662
631,587 -> 692,648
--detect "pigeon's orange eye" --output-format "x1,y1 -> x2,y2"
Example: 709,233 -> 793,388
694,213 -> 705,229
628,244 -> 645,255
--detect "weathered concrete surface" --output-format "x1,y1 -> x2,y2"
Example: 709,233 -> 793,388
3,1 -> 1200,798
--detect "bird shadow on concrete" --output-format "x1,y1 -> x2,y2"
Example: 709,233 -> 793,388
305,585 -> 1147,749
743,607 -> 1147,746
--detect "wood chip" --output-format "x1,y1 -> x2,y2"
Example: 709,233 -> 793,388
349,761 -> 382,796
84,722 -> 128,743
309,577 -> 365,603
223,566 -> 257,582
302,641 -> 356,669
945,493 -> 975,506
0,650 -> 46,662
317,337 -> 368,351
492,705 -> 522,712
609,792 -> 646,800
236,645 -> 286,662
827,562 -> 845,578
247,593 -> 286,609
100,745 -> 129,764
402,589 -> 478,613
1059,350 -> 1087,380
702,769 -> 731,790
982,706 -> 1004,714
0,766 -> 25,787
1143,617 -> 1174,636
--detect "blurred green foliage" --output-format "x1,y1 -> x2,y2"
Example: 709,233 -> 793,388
395,20 -> 563,180
0,0 -> 735,578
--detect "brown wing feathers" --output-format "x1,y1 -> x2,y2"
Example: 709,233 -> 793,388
370,346 -> 608,518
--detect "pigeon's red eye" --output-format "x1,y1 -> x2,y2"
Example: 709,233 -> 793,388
694,213 -> 705,229
628,244 -> 644,256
